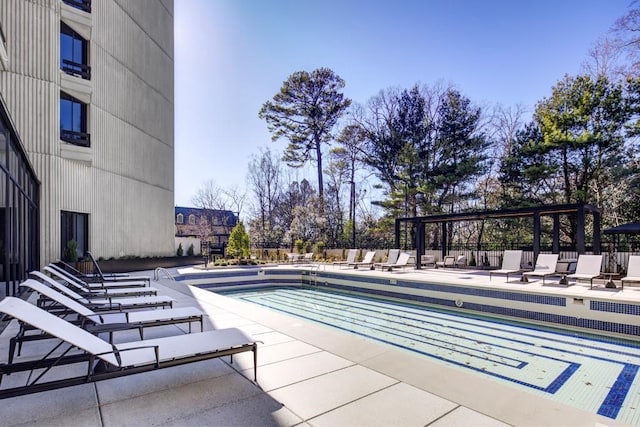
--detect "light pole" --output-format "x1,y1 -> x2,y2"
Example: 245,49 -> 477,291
349,180 -> 356,248
404,183 -> 408,250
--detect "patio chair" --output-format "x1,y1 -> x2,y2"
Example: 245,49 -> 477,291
489,250 -> 524,282
378,251 -> 411,271
435,255 -> 467,268
43,266 -> 158,298
420,255 -> 436,268
521,254 -> 559,284
567,254 -> 603,288
0,297 -> 258,399
333,249 -> 358,268
286,253 -> 302,263
30,271 -> 174,310
621,255 -> 640,290
13,279 -> 205,361
348,251 -> 376,269
374,249 -> 400,270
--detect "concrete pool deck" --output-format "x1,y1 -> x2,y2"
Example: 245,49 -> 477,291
1,264 -> 637,426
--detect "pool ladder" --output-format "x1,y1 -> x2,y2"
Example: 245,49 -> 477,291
154,267 -> 175,281
306,263 -> 324,287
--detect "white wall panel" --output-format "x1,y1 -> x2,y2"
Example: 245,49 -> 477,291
0,0 -> 175,263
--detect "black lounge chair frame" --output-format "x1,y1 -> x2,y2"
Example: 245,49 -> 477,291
0,298 -> 257,399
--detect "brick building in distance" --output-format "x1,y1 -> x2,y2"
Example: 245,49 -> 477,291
174,207 -> 237,256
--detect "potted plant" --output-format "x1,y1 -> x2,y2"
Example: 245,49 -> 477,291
63,240 -> 78,263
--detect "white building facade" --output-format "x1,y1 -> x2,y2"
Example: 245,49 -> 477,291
0,0 -> 175,266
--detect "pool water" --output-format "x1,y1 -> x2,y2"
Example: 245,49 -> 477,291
221,286 -> 640,424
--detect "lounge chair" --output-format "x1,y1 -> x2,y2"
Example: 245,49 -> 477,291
44,266 -> 158,298
50,262 -> 149,288
489,250 -> 524,281
333,249 -> 358,268
567,255 -> 603,288
521,254 -> 559,284
374,249 -> 400,270
436,255 -> 467,268
286,253 -> 302,263
0,297 -> 258,399
378,252 -> 411,271
621,255 -> 640,290
30,271 -> 174,310
85,251 -> 152,285
421,255 -> 436,267
18,279 -> 204,348
348,251 -> 376,269
44,263 -> 150,292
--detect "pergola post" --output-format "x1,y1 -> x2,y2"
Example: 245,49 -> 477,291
552,214 -> 560,253
395,219 -> 401,250
441,222 -> 448,261
416,222 -> 425,270
593,210 -> 601,255
576,207 -> 586,254
533,212 -> 541,261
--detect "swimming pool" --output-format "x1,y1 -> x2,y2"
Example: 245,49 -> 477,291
221,286 -> 640,424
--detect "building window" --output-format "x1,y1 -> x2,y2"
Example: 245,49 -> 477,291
188,214 -> 195,225
200,215 -> 207,225
62,0 -> 92,13
60,22 -> 90,80
60,91 -> 90,147
61,211 -> 88,261
176,213 -> 183,224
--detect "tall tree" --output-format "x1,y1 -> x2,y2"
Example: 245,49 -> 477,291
259,67 -> 351,210
534,74 -> 628,206
274,179 -> 318,248
333,124 -> 368,246
432,89 -> 489,214
610,4 -> 640,78
247,147 -> 282,248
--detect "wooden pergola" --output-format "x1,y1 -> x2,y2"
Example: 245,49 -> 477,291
395,203 -> 601,270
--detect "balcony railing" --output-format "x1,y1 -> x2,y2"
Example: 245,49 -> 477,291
62,0 -> 91,13
62,59 -> 91,80
61,129 -> 91,147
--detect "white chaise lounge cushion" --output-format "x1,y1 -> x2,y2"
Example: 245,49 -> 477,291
567,255 -> 602,281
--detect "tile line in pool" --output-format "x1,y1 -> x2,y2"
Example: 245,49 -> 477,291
224,287 -> 640,423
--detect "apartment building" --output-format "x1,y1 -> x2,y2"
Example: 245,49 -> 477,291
0,0 -> 175,293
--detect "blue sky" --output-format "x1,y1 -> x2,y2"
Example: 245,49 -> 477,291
174,0 -> 629,207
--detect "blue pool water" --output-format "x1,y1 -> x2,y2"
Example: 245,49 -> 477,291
221,286 -> 640,424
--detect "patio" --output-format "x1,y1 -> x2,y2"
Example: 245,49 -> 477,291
0,265 -> 634,426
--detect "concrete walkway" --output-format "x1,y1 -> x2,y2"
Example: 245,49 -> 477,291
0,267 -> 632,426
